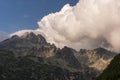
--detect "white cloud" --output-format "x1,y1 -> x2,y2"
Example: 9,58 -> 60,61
10,29 -> 45,37
12,0 -> 120,52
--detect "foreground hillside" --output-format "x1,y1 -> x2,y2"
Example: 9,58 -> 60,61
96,54 -> 120,80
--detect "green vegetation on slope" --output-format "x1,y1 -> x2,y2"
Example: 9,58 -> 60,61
96,54 -> 120,80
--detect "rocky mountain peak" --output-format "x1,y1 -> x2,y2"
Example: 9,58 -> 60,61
12,32 -> 47,44
0,32 -> 55,57
92,47 -> 116,59
56,46 -> 82,69
11,35 -> 20,39
21,32 -> 37,38
94,47 -> 109,53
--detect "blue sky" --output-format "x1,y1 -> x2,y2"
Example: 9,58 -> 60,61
0,0 -> 78,33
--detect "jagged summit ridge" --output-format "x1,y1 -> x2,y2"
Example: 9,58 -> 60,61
0,32 -> 56,57
11,32 -> 47,44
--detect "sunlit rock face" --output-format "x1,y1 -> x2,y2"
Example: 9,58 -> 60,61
74,48 -> 116,71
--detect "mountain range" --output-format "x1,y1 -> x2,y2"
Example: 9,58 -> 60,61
0,32 -> 117,80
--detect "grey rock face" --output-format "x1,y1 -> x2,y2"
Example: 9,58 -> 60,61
0,32 -> 56,57
56,46 -> 82,69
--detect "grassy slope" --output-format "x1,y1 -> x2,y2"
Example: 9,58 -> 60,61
97,54 -> 120,80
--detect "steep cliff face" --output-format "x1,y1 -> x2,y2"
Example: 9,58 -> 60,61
56,46 -> 82,69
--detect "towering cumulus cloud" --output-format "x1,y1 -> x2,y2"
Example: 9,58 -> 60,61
11,0 -> 120,52
37,0 -> 120,52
